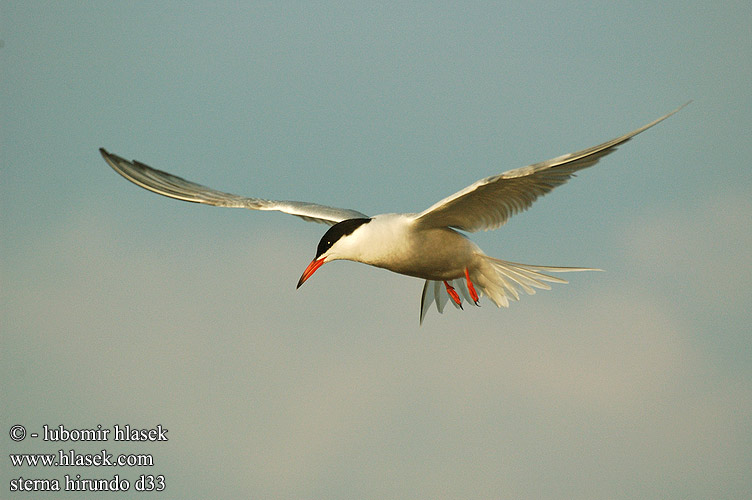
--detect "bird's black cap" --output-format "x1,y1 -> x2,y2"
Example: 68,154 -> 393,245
314,218 -> 371,258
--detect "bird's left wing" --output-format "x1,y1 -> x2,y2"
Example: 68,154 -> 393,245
100,148 -> 368,225
413,103 -> 688,232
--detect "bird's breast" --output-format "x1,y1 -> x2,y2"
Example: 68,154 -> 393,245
354,215 -> 479,281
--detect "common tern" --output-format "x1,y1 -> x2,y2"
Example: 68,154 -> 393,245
100,103 -> 687,323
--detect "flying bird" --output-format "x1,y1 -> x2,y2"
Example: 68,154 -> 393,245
100,103 -> 687,323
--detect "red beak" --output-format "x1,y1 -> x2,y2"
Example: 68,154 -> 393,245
297,257 -> 325,289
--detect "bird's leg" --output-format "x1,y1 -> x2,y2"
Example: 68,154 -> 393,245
443,281 -> 463,309
464,268 -> 480,306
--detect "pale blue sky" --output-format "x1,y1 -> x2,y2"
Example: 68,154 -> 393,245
2,2 -> 751,498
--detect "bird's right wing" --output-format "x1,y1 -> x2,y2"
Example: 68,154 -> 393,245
100,148 -> 368,225
413,103 -> 689,232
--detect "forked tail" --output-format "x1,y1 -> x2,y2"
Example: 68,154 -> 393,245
419,256 -> 600,324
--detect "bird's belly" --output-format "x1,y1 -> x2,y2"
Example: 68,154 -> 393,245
365,227 -> 478,281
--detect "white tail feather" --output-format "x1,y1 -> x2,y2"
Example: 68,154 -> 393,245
419,257 -> 600,324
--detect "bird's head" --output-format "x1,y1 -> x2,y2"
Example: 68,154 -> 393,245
296,218 -> 372,288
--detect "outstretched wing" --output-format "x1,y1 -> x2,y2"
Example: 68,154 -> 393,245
100,148 -> 368,225
413,103 -> 689,232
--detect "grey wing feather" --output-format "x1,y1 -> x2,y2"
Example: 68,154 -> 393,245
413,103 -> 689,232
100,148 -> 368,225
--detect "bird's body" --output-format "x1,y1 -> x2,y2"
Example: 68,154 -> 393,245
100,103 -> 688,323
330,213 -> 476,280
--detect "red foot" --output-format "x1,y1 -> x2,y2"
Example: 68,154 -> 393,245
465,268 -> 480,305
443,281 -> 463,309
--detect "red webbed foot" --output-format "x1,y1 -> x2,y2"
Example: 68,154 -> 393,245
443,281 -> 463,309
465,268 -> 480,306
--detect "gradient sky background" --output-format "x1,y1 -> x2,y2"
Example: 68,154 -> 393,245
2,2 -> 751,498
